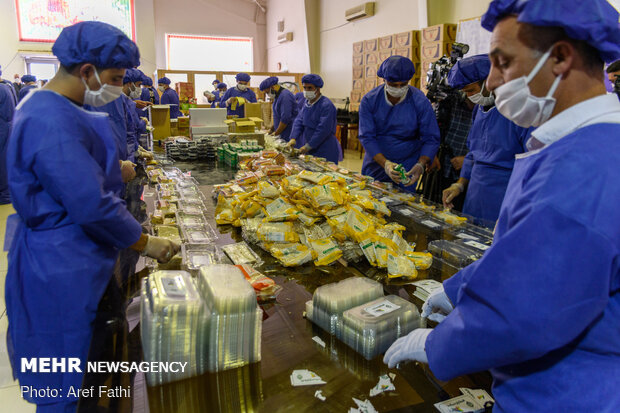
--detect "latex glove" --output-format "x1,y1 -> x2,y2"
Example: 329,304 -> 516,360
421,286 -> 454,323
405,162 -> 424,186
383,328 -> 432,368
287,139 -> 297,148
120,160 -> 136,183
383,160 -> 401,184
442,183 -> 464,209
138,147 -> 154,161
226,97 -> 236,106
299,144 -> 311,154
143,236 -> 181,263
134,100 -> 152,109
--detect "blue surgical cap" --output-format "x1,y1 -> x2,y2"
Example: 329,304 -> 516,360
142,76 -> 153,86
217,83 -> 227,90
52,21 -> 140,69
123,69 -> 135,85
482,0 -> 620,63
448,54 -> 491,89
21,75 -> 36,83
377,56 -> 416,82
213,79 -> 220,84
259,76 -> 279,91
133,70 -> 145,83
236,73 -> 251,82
158,77 -> 171,85
302,74 -> 324,88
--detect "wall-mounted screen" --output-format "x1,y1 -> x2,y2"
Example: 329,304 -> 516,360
15,0 -> 135,42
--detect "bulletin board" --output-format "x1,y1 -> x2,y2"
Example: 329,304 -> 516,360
456,16 -> 492,57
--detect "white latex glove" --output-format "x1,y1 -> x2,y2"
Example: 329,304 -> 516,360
443,182 -> 464,209
143,236 -> 180,263
299,144 -> 311,154
405,162 -> 425,187
287,139 -> 297,148
120,160 -> 136,183
383,328 -> 432,368
421,286 -> 454,323
138,147 -> 154,161
384,160 -> 401,184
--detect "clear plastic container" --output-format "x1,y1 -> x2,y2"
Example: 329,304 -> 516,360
341,295 -> 421,360
176,211 -> 206,226
197,265 -> 257,314
428,239 -> 482,267
222,242 -> 262,265
180,223 -> 216,244
182,244 -> 221,272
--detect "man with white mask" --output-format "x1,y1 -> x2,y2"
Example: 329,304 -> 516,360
384,1 -> 620,411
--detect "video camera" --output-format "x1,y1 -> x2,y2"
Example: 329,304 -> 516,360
425,42 -> 470,103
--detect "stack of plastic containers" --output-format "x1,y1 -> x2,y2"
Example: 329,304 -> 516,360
428,239 -> 484,279
196,265 -> 262,372
140,271 -> 208,385
340,295 -> 420,360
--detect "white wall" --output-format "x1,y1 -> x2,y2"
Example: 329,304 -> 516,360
135,0 -> 158,78
265,0 -> 311,73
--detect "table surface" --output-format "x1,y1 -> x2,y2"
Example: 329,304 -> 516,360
135,160 -> 492,413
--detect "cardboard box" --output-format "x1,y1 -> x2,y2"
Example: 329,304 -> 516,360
365,52 -> 380,66
393,46 -> 421,61
353,67 -> 364,80
353,41 -> 364,55
352,79 -> 363,91
353,54 -> 364,67
378,50 -> 393,63
378,35 -> 393,50
363,78 -> 377,93
421,42 -> 454,60
421,59 -> 436,74
422,24 -> 457,43
364,38 -> 378,52
393,31 -> 420,48
350,90 -> 362,103
176,82 -> 194,100
365,65 -> 377,79
245,102 -> 263,119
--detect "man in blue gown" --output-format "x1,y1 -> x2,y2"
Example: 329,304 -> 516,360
17,74 -> 37,102
384,1 -> 620,411
5,21 -> 179,412
358,56 -> 440,192
140,75 -> 159,104
442,54 -> 531,225
0,82 -> 15,204
259,76 -> 298,142
289,74 -> 342,164
221,73 -> 257,117
158,76 -> 182,119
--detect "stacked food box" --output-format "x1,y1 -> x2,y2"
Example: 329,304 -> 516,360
420,23 -> 458,93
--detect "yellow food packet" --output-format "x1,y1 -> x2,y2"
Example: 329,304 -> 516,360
359,237 -> 377,266
303,183 -> 345,210
295,211 -> 319,226
257,222 -> 299,243
374,237 -> 397,268
258,181 -> 280,198
344,207 -> 375,242
263,197 -> 298,222
405,251 -> 433,270
297,170 -> 332,185
387,252 -> 418,279
432,209 -> 468,226
270,243 -> 313,267
392,232 -> 414,254
309,238 -> 343,266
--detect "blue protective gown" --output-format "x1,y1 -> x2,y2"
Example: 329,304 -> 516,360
140,86 -> 159,105
221,86 -> 257,117
85,97 -> 129,161
5,90 -> 142,406
0,83 -> 16,204
17,84 -> 36,102
210,90 -> 220,108
460,106 -> 531,225
295,92 -> 305,112
290,95 -> 342,164
121,94 -> 141,162
0,79 -> 18,106
272,88 -> 299,141
426,122 -> 620,413
160,87 -> 182,119
359,85 -> 440,192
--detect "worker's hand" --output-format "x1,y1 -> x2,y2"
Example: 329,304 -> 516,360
442,183 -> 464,209
138,147 -> 154,161
120,160 -> 136,183
429,156 -> 441,172
287,139 -> 297,148
140,116 -> 149,124
384,160 -> 402,184
421,286 -> 454,323
226,97 -> 237,106
383,328 -> 432,368
405,162 -> 425,186
135,100 -> 152,109
269,127 -> 275,134
299,144 -> 311,154
143,236 -> 181,263
450,156 -> 465,171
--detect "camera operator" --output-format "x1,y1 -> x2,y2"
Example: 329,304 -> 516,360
442,54 -> 532,227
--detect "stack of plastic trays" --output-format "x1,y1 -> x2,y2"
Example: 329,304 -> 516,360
307,277 -> 384,336
140,271 -> 208,386
340,295 -> 420,360
196,264 -> 262,373
428,240 -> 482,268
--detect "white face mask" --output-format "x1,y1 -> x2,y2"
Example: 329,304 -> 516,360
385,84 -> 409,99
468,91 -> 495,106
269,88 -> 277,98
158,85 -> 165,92
303,90 -> 316,101
494,47 -> 562,127
237,84 -> 248,91
129,84 -> 141,99
82,69 -> 123,107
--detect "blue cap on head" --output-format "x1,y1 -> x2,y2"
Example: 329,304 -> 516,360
482,0 -> 620,63
212,79 -> 220,85
52,21 -> 140,69
158,77 -> 171,85
21,74 -> 36,83
259,76 -> 279,91
123,69 -> 135,84
236,73 -> 251,82
142,76 -> 153,86
448,54 -> 491,89
132,69 -> 144,83
377,56 -> 416,82
301,74 -> 324,88
217,83 -> 227,90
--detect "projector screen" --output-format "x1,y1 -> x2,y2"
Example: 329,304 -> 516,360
15,0 -> 135,42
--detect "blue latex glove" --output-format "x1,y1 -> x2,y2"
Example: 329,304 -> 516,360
383,328 -> 432,368
421,285 -> 454,323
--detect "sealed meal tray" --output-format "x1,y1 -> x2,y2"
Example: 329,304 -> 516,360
177,201 -> 204,215
428,240 -> 481,267
449,223 -> 494,243
222,241 -> 261,265
455,238 -> 491,253
155,225 -> 182,243
341,295 -> 421,360
182,223 -> 217,244
176,211 -> 206,226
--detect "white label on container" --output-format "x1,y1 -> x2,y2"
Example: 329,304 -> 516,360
268,233 -> 285,242
399,208 -> 414,217
365,300 -> 400,317
464,240 -> 490,251
421,219 -> 441,229
380,197 -> 394,203
456,233 -> 478,241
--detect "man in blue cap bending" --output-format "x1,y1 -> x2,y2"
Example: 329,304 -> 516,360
259,76 -> 298,142
289,74 -> 342,164
384,1 -> 620,411
5,21 -> 179,412
359,55 -> 440,192
221,72 -> 258,117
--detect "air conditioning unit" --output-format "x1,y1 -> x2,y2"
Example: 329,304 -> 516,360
345,2 -> 375,22
277,32 -> 293,43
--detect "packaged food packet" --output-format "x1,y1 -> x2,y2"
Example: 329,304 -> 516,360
263,197 -> 298,222
359,236 -> 378,266
392,232 -> 414,254
235,264 -> 283,301
433,209 -> 468,226
405,251 -> 433,270
308,238 -> 343,266
374,237 -> 398,268
297,170 -> 332,185
295,211 -> 319,226
257,222 -> 300,243
387,252 -> 418,279
344,207 -> 375,242
270,243 -> 314,267
303,183 -> 346,210
258,181 -> 280,198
